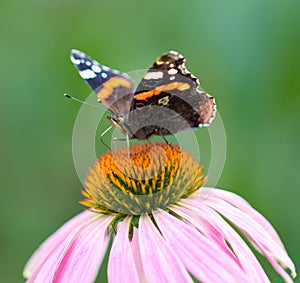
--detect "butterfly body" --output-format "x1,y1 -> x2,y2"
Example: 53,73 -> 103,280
71,49 -> 216,140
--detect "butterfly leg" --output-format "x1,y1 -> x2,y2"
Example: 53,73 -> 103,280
100,126 -> 113,150
126,134 -> 130,156
156,129 -> 169,144
162,135 -> 169,144
112,136 -> 128,151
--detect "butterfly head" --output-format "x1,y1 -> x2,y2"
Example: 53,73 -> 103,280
107,115 -> 127,135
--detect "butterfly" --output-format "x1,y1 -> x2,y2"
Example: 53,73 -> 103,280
70,49 -> 216,142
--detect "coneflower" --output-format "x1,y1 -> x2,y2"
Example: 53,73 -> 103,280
23,143 -> 296,283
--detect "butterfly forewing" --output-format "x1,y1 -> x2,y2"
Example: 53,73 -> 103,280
71,49 -> 134,116
127,51 -> 216,139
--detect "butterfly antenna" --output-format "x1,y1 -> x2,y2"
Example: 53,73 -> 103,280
64,93 -> 104,110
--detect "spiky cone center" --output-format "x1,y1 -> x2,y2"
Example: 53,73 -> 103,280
81,143 -> 206,216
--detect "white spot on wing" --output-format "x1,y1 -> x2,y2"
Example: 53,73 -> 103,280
86,61 -> 91,66
168,68 -> 178,75
72,49 -> 86,58
70,56 -> 81,65
79,69 -> 97,79
170,76 -> 175,80
92,65 -> 102,73
101,73 -> 108,78
158,96 -> 169,106
144,71 -> 164,80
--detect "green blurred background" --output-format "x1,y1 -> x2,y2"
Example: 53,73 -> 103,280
1,0 -> 299,282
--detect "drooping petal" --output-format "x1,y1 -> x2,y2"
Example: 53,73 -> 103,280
263,251 -> 296,283
138,214 -> 194,283
154,209 -> 250,283
108,217 -> 140,283
131,227 -> 146,282
199,188 -> 296,282
26,213 -> 111,283
53,215 -> 111,282
174,199 -> 270,282
26,232 -> 77,283
172,203 -> 238,264
202,188 -> 284,246
23,211 -> 100,279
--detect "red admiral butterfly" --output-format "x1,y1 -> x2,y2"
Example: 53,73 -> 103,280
70,50 -> 216,141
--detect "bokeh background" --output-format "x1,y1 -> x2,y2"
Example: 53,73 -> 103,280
1,0 -> 299,282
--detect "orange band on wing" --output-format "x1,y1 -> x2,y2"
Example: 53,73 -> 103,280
135,82 -> 190,101
134,89 -> 162,100
97,77 -> 131,100
156,82 -> 190,92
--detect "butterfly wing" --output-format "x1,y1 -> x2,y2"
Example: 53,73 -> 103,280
127,51 -> 216,139
71,49 -> 134,116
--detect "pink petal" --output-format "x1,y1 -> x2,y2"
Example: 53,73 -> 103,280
263,252 -> 296,283
23,211 -> 100,279
138,214 -> 194,283
173,203 -> 239,264
130,227 -> 146,281
154,209 -> 251,283
174,200 -> 270,282
108,217 -> 140,283
53,215 -> 111,282
199,188 -> 296,282
203,188 -> 284,246
26,233 -> 76,283
26,213 -> 111,283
